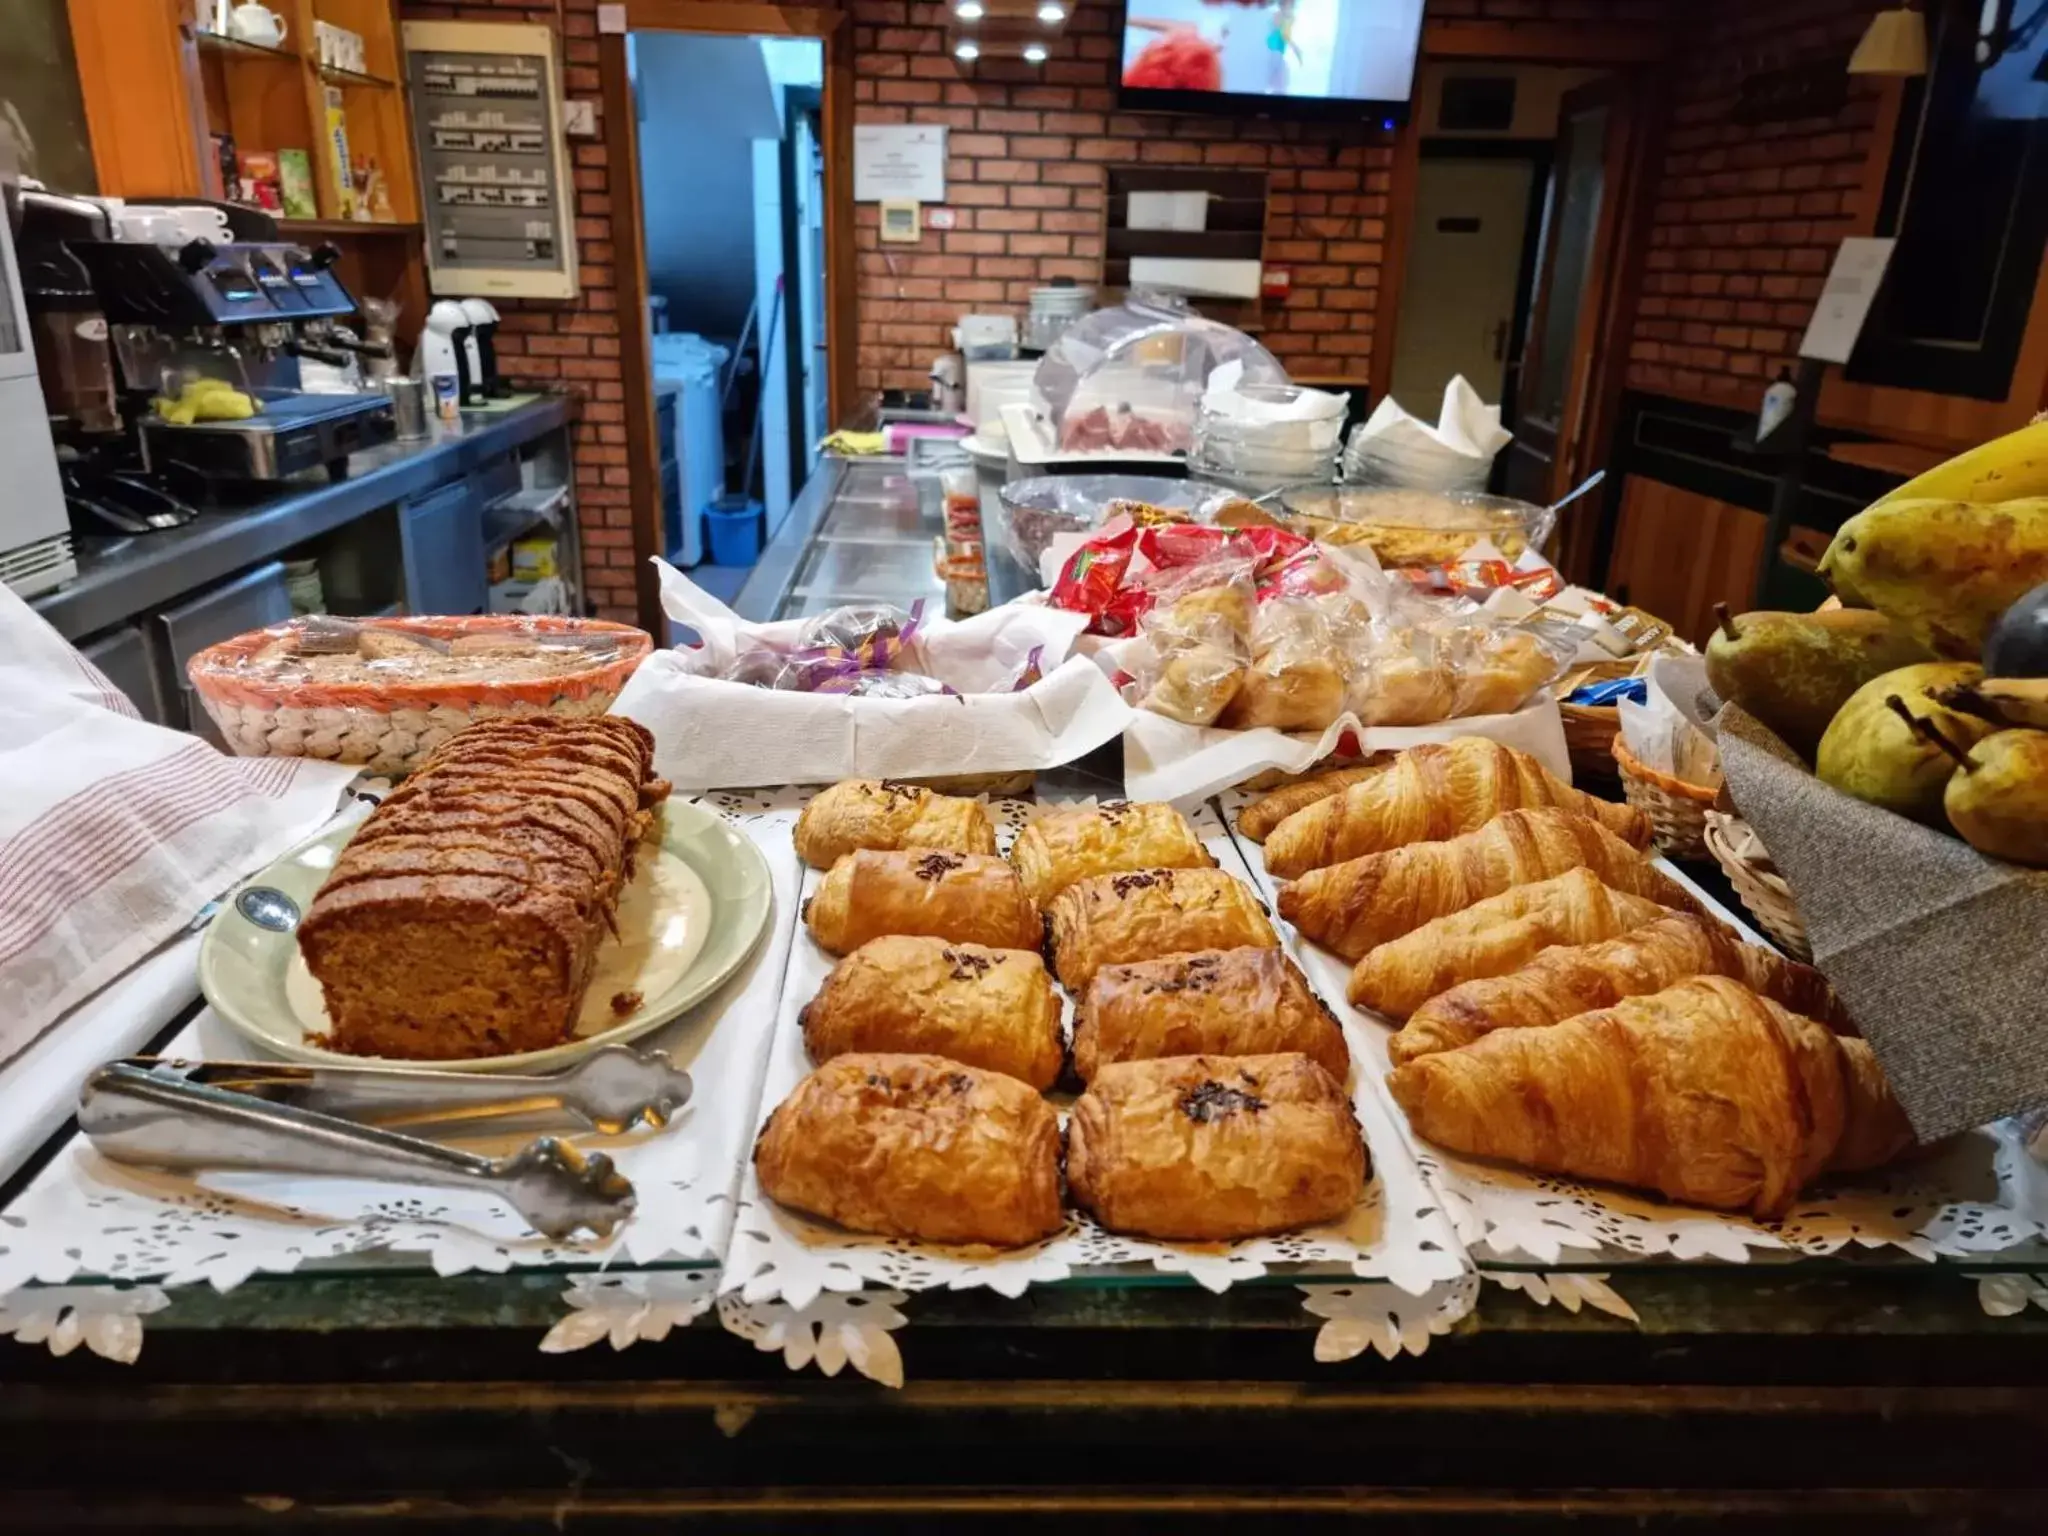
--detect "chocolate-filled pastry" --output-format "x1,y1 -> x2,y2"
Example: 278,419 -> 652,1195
754,1054 -> 1063,1246
805,849 -> 1041,956
1009,801 -> 1214,906
1073,947 -> 1349,1084
1045,867 -> 1278,991
794,778 -> 997,870
800,936 -> 1064,1089
1067,1054 -> 1368,1241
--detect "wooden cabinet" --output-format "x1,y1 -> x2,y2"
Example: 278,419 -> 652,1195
1604,474 -> 1766,648
66,0 -> 427,337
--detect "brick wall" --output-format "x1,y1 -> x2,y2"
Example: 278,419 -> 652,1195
398,0 -> 635,621
852,0 -> 1671,397
1623,0 -> 1887,407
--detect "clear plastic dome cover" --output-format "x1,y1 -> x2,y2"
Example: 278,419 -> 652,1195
1030,290 -> 1287,456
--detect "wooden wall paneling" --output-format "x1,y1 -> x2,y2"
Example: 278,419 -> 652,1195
598,29 -> 664,638
821,4 -> 856,425
1563,67 -> 1669,587
67,0 -> 206,197
1605,475 -> 1767,647
1367,122 -> 1424,410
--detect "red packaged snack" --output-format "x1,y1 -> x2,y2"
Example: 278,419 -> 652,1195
1050,524 -> 1139,628
1136,522 -> 1240,571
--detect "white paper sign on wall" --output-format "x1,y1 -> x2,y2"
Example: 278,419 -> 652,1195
1799,237 -> 1898,365
854,125 -> 947,203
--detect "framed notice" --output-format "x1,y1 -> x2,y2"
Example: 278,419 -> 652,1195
1799,237 -> 1897,366
854,125 -> 946,203
403,20 -> 582,300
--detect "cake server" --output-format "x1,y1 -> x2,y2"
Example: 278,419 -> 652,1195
78,1063 -> 637,1241
114,1044 -> 694,1134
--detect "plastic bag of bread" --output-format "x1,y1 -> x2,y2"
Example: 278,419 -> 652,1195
1128,560 -> 1256,726
1345,612 -> 1576,726
1219,596 -> 1348,733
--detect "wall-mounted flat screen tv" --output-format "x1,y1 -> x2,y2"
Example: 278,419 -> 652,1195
1117,0 -> 1427,122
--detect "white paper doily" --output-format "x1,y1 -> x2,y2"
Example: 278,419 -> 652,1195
0,1283 -> 169,1362
1221,793 -> 2048,1270
1300,1273 -> 1478,1362
0,795 -> 805,1302
721,797 -> 1470,1309
718,1289 -> 909,1386
537,1269 -> 719,1353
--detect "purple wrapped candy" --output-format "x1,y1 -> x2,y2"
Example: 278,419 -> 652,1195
811,670 -> 956,699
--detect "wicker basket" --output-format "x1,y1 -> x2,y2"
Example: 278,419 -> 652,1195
1561,700 -> 1623,786
1704,809 -> 1812,960
1611,736 -> 1718,860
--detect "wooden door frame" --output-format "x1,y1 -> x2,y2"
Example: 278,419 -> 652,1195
601,1 -> 855,633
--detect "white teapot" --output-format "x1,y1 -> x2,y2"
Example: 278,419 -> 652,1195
226,3 -> 287,48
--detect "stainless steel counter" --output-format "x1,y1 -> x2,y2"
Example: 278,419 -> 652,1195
732,453 -> 947,623
33,395 -> 575,642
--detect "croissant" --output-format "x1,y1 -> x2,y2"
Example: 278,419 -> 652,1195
1278,808 -> 1698,961
1393,912 -> 1852,1065
793,779 -> 997,870
1347,868 -> 1672,1019
1236,763 -> 1389,844
804,849 -> 1041,955
1386,976 -> 1913,1218
1009,801 -> 1213,906
1264,737 -> 1651,879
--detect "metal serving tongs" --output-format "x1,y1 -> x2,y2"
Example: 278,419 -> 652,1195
76,1046 -> 694,1241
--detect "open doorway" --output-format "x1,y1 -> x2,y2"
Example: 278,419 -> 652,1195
626,29 -> 826,606
1386,66 -> 1606,486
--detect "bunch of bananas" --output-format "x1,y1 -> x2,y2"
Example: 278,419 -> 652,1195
152,377 -> 260,426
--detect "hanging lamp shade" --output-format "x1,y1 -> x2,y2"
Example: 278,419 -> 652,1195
1848,5 -> 1930,76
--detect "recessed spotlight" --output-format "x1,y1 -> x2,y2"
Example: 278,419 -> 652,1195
1024,43 -> 1048,62
956,40 -> 981,60
955,1 -> 984,18
1038,2 -> 1066,19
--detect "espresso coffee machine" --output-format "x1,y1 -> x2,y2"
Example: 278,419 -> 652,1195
32,197 -> 396,489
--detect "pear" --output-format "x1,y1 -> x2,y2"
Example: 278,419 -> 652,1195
1890,706 -> 2048,866
1818,497 -> 2048,658
1815,662 -> 1992,824
1705,603 -> 1933,760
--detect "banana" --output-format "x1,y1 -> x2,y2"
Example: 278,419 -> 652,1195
1872,418 -> 2048,509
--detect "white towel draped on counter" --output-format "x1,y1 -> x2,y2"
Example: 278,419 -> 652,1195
0,585 -> 354,1067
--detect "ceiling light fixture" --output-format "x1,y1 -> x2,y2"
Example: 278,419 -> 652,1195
1038,2 -> 1067,20
956,40 -> 981,61
1024,43 -> 1049,63
956,1 -> 985,18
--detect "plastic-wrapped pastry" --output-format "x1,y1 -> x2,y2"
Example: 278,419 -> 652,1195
1009,801 -> 1213,905
794,778 -> 998,870
1046,866 -> 1278,990
1219,598 -> 1347,732
1072,947 -> 1350,1084
797,602 -> 918,655
805,849 -> 1041,955
1133,575 -> 1254,726
800,936 -> 1064,1089
1067,1053 -> 1367,1240
754,1053 -> 1063,1246
1451,628 -> 1574,718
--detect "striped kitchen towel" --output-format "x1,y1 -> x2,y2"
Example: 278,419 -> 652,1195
0,585 -> 353,1067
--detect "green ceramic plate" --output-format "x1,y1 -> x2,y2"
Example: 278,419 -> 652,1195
198,799 -> 774,1072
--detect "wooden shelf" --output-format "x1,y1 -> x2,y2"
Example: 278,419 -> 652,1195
318,62 -> 395,89
279,218 -> 421,236
193,29 -> 299,64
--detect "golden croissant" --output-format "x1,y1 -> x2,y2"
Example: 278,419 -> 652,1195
1278,808 -> 1698,961
793,778 -> 997,870
1393,912 -> 1851,1065
1263,737 -> 1650,879
1347,868 -> 1673,1019
1236,763 -> 1388,844
1386,976 -> 1915,1219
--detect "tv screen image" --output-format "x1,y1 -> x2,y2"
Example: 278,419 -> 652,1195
1119,0 -> 1425,116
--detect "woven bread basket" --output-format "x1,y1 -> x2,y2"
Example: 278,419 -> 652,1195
1611,735 -> 1718,860
1703,809 -> 1812,960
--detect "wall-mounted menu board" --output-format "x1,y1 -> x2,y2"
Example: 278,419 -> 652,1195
402,20 -> 581,301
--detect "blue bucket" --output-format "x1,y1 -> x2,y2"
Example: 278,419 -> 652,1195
702,496 -> 764,566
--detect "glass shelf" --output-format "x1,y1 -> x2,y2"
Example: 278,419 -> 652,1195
319,62 -> 395,89
193,29 -> 298,64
